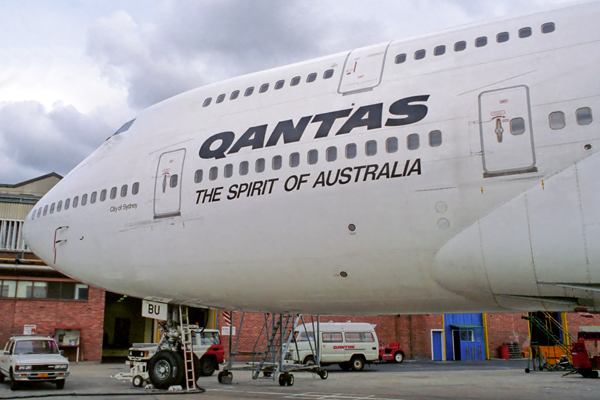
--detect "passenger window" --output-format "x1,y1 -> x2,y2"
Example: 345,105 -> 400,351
224,164 -> 233,178
244,87 -> 254,97
57,200 -> 62,212
230,90 -> 240,100
323,69 -> 334,79
407,134 -> 420,150
414,49 -> 426,60
194,169 -> 203,183
132,182 -> 139,195
209,167 -> 218,181
50,203 -> 55,214
429,130 -> 443,147
121,184 -> 129,197
291,76 -> 301,86
202,98 -> 212,107
100,189 -> 107,201
454,41 -> 467,52
345,143 -> 357,159
64,198 -> 70,210
497,32 -> 509,43
81,194 -> 88,206
386,137 -> 398,153
240,161 -> 249,176
434,45 -> 446,56
259,83 -> 269,93
326,146 -> 337,162
519,27 -> 532,38
43,205 -> 48,216
216,94 -> 226,104
290,152 -> 300,167
90,192 -> 97,204
549,112 -> 566,130
366,140 -> 377,156
272,155 -> 282,170
275,80 -> 285,90
308,149 -> 318,165
37,208 -> 42,218
475,37 -> 488,47
510,118 -> 526,135
576,107 -> 593,126
110,187 -> 117,200
322,332 -> 343,343
307,73 -> 317,83
542,22 -> 555,34
345,332 -> 373,342
169,176 -> 177,189
395,53 -> 407,64
256,158 -> 265,173
73,196 -> 79,208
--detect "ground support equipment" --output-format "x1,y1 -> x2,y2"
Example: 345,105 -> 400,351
218,312 -> 328,386
522,314 -> 575,373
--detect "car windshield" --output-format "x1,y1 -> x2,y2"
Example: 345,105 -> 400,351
14,340 -> 59,355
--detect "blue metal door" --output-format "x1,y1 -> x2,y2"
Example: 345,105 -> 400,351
432,331 -> 443,361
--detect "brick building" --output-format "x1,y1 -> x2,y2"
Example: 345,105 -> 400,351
0,173 -> 104,361
217,311 -> 600,361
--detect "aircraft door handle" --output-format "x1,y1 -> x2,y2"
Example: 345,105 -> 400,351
494,118 -> 504,143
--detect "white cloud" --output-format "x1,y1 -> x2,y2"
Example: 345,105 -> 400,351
0,0 -> 581,184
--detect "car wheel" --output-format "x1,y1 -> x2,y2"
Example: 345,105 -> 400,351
9,369 -> 19,391
339,362 -> 351,371
394,351 -> 405,363
148,351 -> 184,389
199,357 -> 216,376
350,356 -> 365,371
278,374 -> 286,386
319,369 -> 328,380
304,355 -> 316,366
56,379 -> 65,389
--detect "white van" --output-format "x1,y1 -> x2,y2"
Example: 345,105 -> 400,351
287,322 -> 379,371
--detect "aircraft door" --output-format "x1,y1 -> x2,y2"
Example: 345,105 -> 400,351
153,149 -> 186,219
338,42 -> 390,95
478,86 -> 537,178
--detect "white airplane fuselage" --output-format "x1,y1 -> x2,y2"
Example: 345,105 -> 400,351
23,2 -> 600,315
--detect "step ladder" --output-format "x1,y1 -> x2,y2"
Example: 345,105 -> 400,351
179,305 -> 196,391
251,314 -> 299,380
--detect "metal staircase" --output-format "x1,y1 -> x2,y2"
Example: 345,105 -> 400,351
178,305 -> 196,391
251,314 -> 299,380
523,312 -> 576,372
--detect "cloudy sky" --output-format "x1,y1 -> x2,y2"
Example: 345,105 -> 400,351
0,0 -> 576,184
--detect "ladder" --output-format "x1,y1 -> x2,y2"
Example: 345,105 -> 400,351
251,314 -> 298,380
179,305 -> 196,391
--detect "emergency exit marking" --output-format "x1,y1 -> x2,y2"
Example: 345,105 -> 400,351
142,300 -> 168,321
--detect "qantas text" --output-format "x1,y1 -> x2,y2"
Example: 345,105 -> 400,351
199,95 -> 430,160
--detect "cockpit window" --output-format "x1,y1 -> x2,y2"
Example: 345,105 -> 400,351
112,119 -> 136,136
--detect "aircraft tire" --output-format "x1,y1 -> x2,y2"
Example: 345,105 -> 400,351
148,351 -> 184,389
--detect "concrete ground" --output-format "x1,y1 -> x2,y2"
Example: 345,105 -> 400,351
1,360 -> 599,400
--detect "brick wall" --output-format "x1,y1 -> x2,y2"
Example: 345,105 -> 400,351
485,312 -> 529,358
0,287 -> 105,361
217,312 -> 444,361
